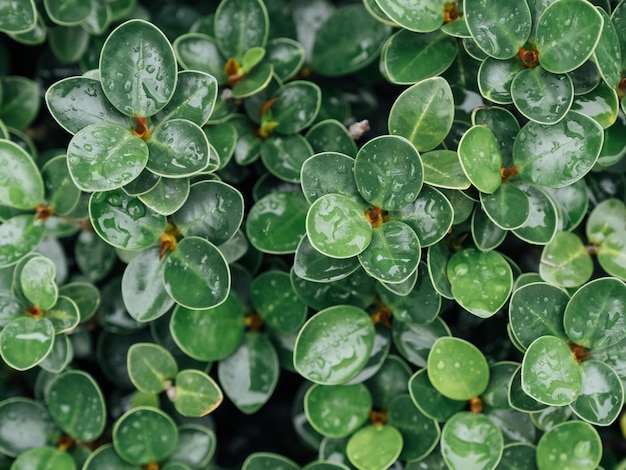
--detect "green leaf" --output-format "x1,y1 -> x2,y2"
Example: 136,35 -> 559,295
152,70 -> 217,127
388,77 -> 454,152
510,182 -> 558,245
89,189 -> 166,250
246,191 -> 309,254
0,0 -> 36,33
421,150 -> 471,190
173,33 -> 227,85
301,152 -> 361,203
167,425 -> 216,469
174,369 -> 223,417
305,120 -> 357,157
0,316 -> 54,370
464,0 -> 531,59
346,425 -> 403,470
375,0 -> 444,32
49,24 -> 90,63
543,179 -> 588,232
440,412 -> 503,470
163,236 -> 230,310
409,368 -> 464,423
113,407 -> 178,466
535,0 -> 603,73
511,67 -> 573,125
266,37 -> 305,81
214,0 -> 269,61
427,336 -> 490,401
513,112 -> 604,188
138,177 -> 190,216
539,231 -> 593,287
12,446 -> 76,470
294,304 -> 375,385
170,294 -> 245,362
563,277 -> 626,351
218,332 -> 278,414
74,230 -> 116,283
458,125 -> 502,194
471,207 -> 506,252
173,180 -> 244,246
293,235 -> 359,283
535,421 -> 602,470
47,295 -> 80,333
358,221 -> 420,284
43,0 -> 91,25
570,360 -> 623,426
571,81 -> 619,128
127,342 -> 178,394
146,119 -> 210,178
0,398 -> 59,457
242,452 -> 299,470
0,215 -> 44,267
0,139 -> 43,209
306,193 -> 371,259
387,394 -> 440,462
304,383 -> 372,438
100,20 -> 177,117
261,134 -> 313,183
586,197 -> 626,245
521,336 -> 582,406
592,7 -> 621,88
270,81 -> 321,135
251,270 -> 307,332
508,282 -> 569,350
20,255 -> 57,310
232,62 -> 274,99
0,76 -> 40,129
598,232 -> 626,280
354,135 -> 423,210
83,444 -> 139,470
447,248 -> 512,318
392,316 -> 450,368
477,58 -> 524,104
480,183 -> 530,230
382,29 -> 457,84
41,156 -> 81,216
508,365 -> 548,413
67,123 -> 149,192
46,370 -> 106,442
312,4 -> 390,76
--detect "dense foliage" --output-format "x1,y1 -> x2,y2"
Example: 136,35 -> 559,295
1,0 -> 626,469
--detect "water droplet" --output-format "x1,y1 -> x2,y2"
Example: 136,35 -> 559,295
146,64 -> 156,73
437,360 -> 445,370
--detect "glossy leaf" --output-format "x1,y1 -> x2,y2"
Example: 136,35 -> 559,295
521,336 -> 582,406
113,407 -> 178,465
174,369 -> 223,417
11,446 -> 76,470
138,177 -> 190,216
0,316 -> 54,370
304,383 -> 371,438
41,156 -> 81,216
82,444 -> 139,470
447,248 -> 512,318
592,7 -> 621,88
563,277 -> 626,351
421,150 -> 471,190
358,221 -> 420,284
305,120 -> 357,157
427,336 -> 490,401
392,316 -> 450,368
214,0 -> 268,61
306,193 -> 371,259
0,76 -> 40,129
464,0 -> 531,59
508,282 -> 569,350
0,398 -> 59,457
301,152 -> 360,203
100,20 -> 177,117
458,125 -> 502,194
163,236 -> 230,310
354,135 -> 423,210
266,37 -> 305,81
43,0 -> 91,25
247,191 -> 309,254
0,0 -> 36,33
375,0 -> 443,32
67,123 -> 148,192
20,255 -> 57,310
173,33 -> 227,84
586,197 -> 626,245
511,67 -> 573,124
570,81 -> 619,128
294,305 -> 375,384
269,81 -> 321,135
167,425 -> 216,469
46,370 -> 106,442
477,58 -> 524,104
513,112 -> 603,188
312,4 -> 390,76
127,342 -> 178,394
261,133 -> 313,183
170,294 -> 245,362
389,77 -> 454,152
535,421 -> 601,470
89,189 -> 166,250
387,393 -> 440,461
293,235 -> 360,283
570,360 -> 623,426
173,180 -> 244,245
0,139 -> 43,209
382,29 -> 457,84
535,0 -> 603,73
346,425 -> 403,470
218,332 -> 278,414
539,232 -> 593,287
242,452 -> 299,470
479,184 -> 530,230
440,412 -> 503,470
251,270 -> 307,332
510,182 -> 558,245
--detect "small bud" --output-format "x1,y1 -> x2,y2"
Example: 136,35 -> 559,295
349,119 -> 370,140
